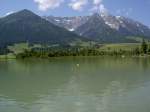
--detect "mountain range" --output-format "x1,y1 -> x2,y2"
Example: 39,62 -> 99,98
0,9 -> 85,47
44,13 -> 150,43
0,9 -> 150,48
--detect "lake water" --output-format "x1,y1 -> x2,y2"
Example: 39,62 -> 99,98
0,57 -> 150,112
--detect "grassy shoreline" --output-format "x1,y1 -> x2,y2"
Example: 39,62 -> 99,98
1,55 -> 150,60
0,53 -> 16,59
1,52 -> 150,60
1,41 -> 150,59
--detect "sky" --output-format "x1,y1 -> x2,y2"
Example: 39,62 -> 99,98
0,0 -> 150,27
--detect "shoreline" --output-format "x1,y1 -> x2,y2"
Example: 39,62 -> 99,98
1,54 -> 150,60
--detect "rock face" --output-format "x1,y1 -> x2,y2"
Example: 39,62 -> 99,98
43,16 -> 90,31
45,13 -> 150,43
0,9 -> 85,47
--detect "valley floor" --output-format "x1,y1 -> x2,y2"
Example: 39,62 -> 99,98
0,42 -> 150,59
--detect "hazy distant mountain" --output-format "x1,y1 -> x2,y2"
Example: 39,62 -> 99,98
0,9 -> 85,47
44,13 -> 150,43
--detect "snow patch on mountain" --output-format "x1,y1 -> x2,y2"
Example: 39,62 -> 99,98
43,13 -> 150,39
55,19 -> 60,22
69,28 -> 75,31
101,14 -> 120,30
44,16 -> 90,31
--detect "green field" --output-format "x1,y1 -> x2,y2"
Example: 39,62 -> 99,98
99,43 -> 141,51
1,42 -> 149,59
8,43 -> 30,54
7,42 -> 143,53
0,53 -> 16,59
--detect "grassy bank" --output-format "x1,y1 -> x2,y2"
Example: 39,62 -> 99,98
0,53 -> 16,59
99,43 -> 141,51
1,40 -> 150,59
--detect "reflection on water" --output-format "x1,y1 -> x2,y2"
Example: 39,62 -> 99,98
0,57 -> 150,112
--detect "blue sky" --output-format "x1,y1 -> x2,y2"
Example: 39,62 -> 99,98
0,0 -> 150,27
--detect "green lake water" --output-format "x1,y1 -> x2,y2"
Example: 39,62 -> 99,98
0,57 -> 150,112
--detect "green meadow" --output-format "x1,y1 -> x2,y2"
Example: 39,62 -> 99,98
99,43 -> 141,51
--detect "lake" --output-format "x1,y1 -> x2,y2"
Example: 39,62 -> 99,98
0,57 -> 150,112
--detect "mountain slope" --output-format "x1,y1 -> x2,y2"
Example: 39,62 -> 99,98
75,13 -> 150,43
75,14 -> 135,43
116,16 -> 150,37
43,16 -> 89,31
0,9 -> 85,47
44,13 -> 150,43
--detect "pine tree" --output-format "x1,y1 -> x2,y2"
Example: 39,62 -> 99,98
141,39 -> 148,54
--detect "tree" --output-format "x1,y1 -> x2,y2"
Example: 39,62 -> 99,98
141,39 -> 148,54
134,47 -> 140,55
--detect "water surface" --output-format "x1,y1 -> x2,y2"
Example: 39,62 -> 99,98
0,57 -> 150,112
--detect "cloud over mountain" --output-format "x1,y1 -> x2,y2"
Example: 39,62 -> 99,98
93,0 -> 102,5
69,0 -> 88,11
34,0 -> 64,11
33,0 -> 106,13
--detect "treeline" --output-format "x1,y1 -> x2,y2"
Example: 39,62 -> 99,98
14,39 -> 150,59
141,39 -> 150,54
0,47 -> 10,55
15,50 -> 137,59
16,48 -> 102,58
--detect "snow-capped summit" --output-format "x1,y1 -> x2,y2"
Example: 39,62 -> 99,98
43,16 -> 89,31
44,13 -> 150,43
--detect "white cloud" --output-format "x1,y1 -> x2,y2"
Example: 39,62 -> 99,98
33,0 -> 107,13
34,0 -> 64,11
90,0 -> 103,12
99,4 -> 107,14
90,0 -> 108,15
69,0 -> 88,11
93,0 -> 102,5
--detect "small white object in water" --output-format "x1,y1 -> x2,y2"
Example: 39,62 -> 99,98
122,55 -> 125,58
76,64 -> 79,67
